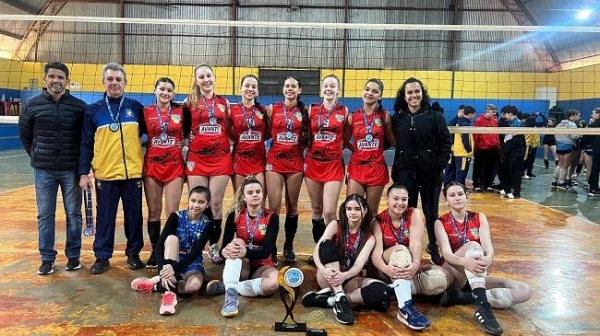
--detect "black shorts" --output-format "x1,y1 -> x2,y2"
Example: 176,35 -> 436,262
543,134 -> 556,146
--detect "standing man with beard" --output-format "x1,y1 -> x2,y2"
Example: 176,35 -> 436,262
391,77 -> 452,265
19,62 -> 87,275
79,62 -> 146,274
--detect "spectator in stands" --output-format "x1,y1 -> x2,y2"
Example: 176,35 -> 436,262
19,62 -> 87,275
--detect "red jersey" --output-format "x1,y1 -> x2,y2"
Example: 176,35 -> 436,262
235,207 -> 275,266
143,104 -> 185,162
267,102 -> 304,163
439,211 -> 481,253
376,208 -> 415,249
230,103 -> 266,162
349,108 -> 387,166
332,223 -> 373,272
188,95 -> 230,155
306,103 -> 346,161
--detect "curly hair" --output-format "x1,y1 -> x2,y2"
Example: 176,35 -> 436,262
393,77 -> 431,113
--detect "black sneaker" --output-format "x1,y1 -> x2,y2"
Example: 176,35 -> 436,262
333,295 -> 354,325
38,261 -> 55,275
302,288 -> 333,308
283,242 -> 297,263
544,159 -> 549,169
440,288 -> 475,307
307,256 -> 316,266
588,189 -> 600,197
65,258 -> 82,271
90,258 -> 110,274
271,253 -> 279,267
474,302 -> 503,335
426,244 -> 443,266
127,254 -> 145,270
146,252 -> 157,269
529,173 -> 536,177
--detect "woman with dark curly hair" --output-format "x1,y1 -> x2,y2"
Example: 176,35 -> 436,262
391,77 -> 452,265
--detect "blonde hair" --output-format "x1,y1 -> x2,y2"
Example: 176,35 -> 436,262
229,175 -> 263,220
187,63 -> 214,107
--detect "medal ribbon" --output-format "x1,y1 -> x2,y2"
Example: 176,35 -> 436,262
317,103 -> 336,133
200,95 -> 216,122
241,104 -> 255,133
450,213 -> 469,246
185,210 -> 207,251
105,95 -> 124,124
391,214 -> 406,245
283,105 -> 295,133
245,208 -> 263,249
155,103 -> 172,136
345,229 -> 362,264
361,109 -> 377,139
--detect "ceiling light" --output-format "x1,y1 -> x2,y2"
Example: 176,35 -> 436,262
577,9 -> 592,20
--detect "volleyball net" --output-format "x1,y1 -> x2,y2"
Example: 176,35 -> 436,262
1,12 -> 600,127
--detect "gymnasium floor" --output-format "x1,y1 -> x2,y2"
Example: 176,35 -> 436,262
1,149 -> 599,335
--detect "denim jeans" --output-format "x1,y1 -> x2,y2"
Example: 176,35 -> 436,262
34,168 -> 82,261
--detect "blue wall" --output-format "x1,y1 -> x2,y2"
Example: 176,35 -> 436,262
0,89 -> 20,101
556,98 -> 600,121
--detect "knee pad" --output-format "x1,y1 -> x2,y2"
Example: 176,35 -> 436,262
360,282 -> 391,312
487,288 -> 514,309
417,269 -> 450,296
318,239 -> 340,265
389,248 -> 412,268
465,248 -> 483,259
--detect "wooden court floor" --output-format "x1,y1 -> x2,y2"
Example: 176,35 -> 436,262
0,179 -> 599,336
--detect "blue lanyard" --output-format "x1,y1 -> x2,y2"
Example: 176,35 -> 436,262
391,214 -> 406,245
241,104 -> 255,133
283,105 -> 295,132
245,208 -> 263,249
200,95 -> 216,120
450,213 -> 469,246
361,109 -> 377,136
317,103 -> 336,133
154,104 -> 172,135
185,210 -> 207,247
105,95 -> 124,123
345,229 -> 362,260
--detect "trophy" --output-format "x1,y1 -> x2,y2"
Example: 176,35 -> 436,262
274,266 -> 307,332
83,189 -> 95,237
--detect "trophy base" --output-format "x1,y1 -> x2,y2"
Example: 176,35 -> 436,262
274,322 -> 307,332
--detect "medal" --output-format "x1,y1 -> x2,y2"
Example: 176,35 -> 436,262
155,103 -> 172,141
201,95 -> 217,126
345,257 -> 351,268
344,229 -> 362,269
362,109 -> 377,144
317,103 -> 336,133
283,105 -> 295,140
245,208 -> 263,251
450,213 -> 470,246
242,104 -> 255,135
105,95 -> 124,133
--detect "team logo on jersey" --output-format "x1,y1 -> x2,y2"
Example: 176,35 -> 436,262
356,138 -> 379,151
258,224 -> 267,235
276,132 -> 299,144
199,124 -> 222,134
295,112 -> 303,121
257,111 -> 264,119
335,114 -> 345,123
171,115 -> 181,124
187,161 -> 195,171
470,228 -> 480,240
125,109 -> 134,118
218,104 -> 226,112
266,163 -> 273,171
374,118 -> 383,126
239,131 -> 262,142
151,136 -> 176,147
314,132 -> 336,142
